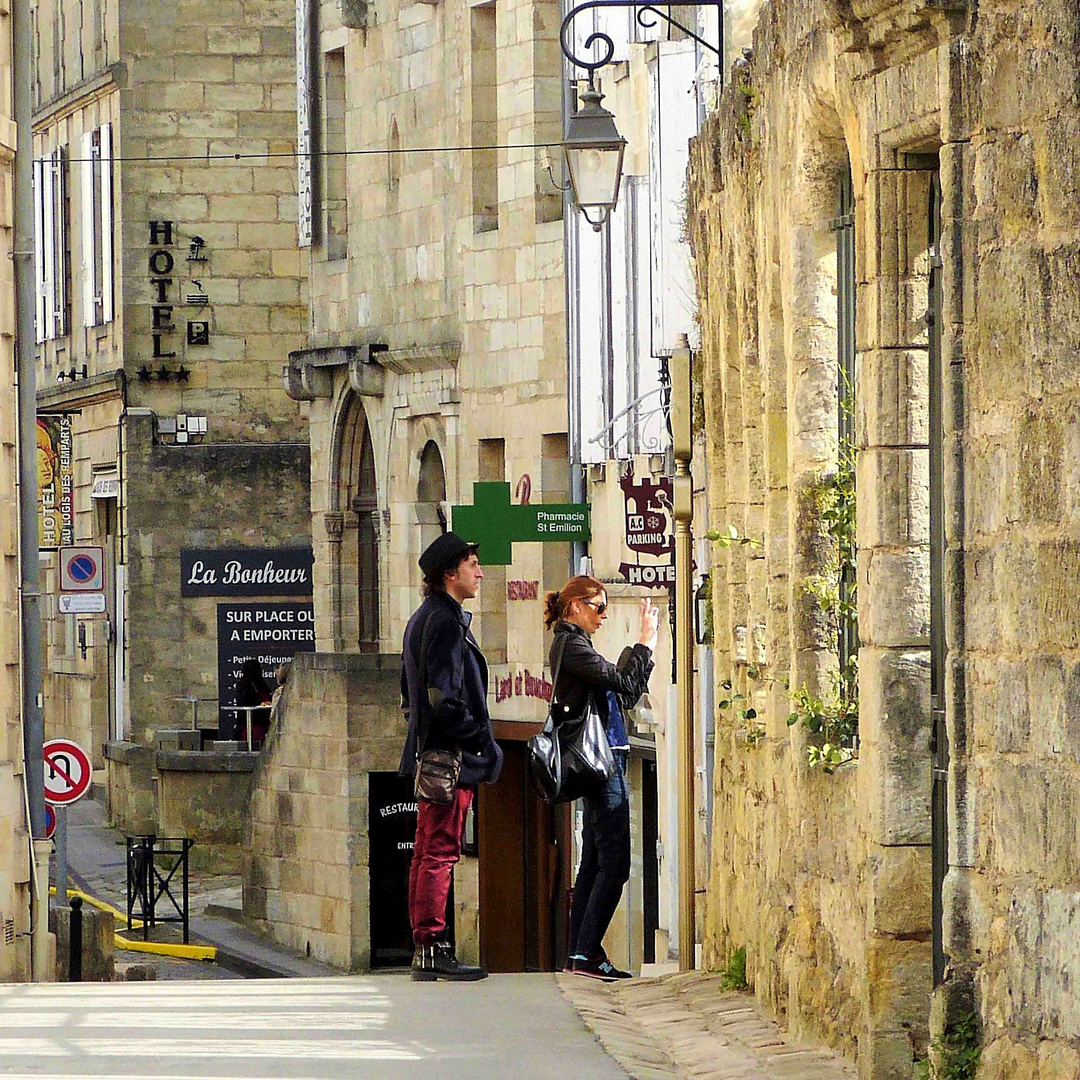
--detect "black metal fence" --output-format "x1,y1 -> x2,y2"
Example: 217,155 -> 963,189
126,835 -> 194,944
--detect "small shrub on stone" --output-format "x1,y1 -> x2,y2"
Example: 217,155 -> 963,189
720,946 -> 749,991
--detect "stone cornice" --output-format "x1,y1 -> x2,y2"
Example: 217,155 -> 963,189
36,368 -> 125,411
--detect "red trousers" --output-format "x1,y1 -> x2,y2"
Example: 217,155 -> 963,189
408,787 -> 472,945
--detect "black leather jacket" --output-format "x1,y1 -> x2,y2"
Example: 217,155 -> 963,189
549,620 -> 653,731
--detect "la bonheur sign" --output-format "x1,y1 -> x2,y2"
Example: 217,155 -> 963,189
181,548 -> 314,597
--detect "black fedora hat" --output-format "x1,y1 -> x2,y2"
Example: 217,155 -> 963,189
419,531 -> 480,576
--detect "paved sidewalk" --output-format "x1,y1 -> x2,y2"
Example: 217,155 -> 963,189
558,971 -> 858,1080
60,792 -> 340,980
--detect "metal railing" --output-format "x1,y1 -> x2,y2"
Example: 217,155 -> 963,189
126,835 -> 194,944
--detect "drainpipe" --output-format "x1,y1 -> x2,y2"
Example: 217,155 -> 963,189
12,0 -> 53,979
670,334 -> 694,969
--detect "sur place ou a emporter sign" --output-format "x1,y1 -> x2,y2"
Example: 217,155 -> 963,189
181,548 -> 314,597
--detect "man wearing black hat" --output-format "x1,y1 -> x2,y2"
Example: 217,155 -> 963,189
399,531 -> 503,981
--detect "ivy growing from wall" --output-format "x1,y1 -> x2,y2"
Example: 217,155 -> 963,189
787,400 -> 858,771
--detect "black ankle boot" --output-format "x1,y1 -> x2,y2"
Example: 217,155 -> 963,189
411,941 -> 488,982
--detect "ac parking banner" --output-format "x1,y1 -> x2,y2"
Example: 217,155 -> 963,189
37,415 -> 74,550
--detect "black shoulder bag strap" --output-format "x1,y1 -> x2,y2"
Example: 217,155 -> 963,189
548,633 -> 570,724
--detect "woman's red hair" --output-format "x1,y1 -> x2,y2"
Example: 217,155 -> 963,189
543,575 -> 605,630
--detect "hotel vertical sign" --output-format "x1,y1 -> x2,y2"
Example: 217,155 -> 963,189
37,416 -> 74,550
296,0 -> 314,246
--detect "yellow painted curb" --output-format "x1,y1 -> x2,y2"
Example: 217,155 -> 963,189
114,936 -> 217,961
50,886 -> 216,961
51,886 -> 144,929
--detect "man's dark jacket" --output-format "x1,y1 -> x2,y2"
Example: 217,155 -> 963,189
549,620 -> 653,728
399,590 -> 503,787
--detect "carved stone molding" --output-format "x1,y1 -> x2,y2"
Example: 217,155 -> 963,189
378,342 -> 460,375
282,362 -> 333,401
323,511 -> 345,541
347,356 -> 386,397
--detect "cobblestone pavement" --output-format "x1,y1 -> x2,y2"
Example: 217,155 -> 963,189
558,971 -> 858,1080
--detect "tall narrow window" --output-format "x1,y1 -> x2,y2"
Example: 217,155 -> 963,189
477,438 -> 507,663
354,426 -> 380,652
35,146 -> 70,341
833,162 -> 858,733
470,2 -> 498,233
80,123 -> 114,327
322,49 -> 348,260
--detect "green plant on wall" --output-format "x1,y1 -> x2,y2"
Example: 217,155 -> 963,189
706,523 -> 761,549
718,670 -> 766,745
720,946 -> 749,991
928,1012 -> 981,1080
787,395 -> 858,769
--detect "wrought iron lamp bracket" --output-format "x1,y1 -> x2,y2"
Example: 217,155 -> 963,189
560,0 -> 722,82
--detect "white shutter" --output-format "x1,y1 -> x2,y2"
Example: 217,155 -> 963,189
81,131 -> 96,327
42,152 -> 56,340
33,157 -> 46,343
99,123 -> 114,324
53,147 -> 68,338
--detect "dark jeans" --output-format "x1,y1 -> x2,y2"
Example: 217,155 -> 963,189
409,787 -> 472,945
569,750 -> 630,960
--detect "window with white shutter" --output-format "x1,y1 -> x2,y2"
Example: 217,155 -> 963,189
79,124 -> 115,328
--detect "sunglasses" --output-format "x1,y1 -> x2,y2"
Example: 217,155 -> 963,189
583,598 -> 608,615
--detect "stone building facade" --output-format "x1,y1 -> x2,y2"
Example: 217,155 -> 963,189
31,0 -> 312,841
271,0 -> 575,970
0,18 -> 34,982
685,0 -> 1080,1077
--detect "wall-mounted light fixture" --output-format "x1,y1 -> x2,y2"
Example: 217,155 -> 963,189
559,0 -> 722,229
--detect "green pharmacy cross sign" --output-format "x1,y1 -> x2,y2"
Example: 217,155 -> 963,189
451,482 -> 590,565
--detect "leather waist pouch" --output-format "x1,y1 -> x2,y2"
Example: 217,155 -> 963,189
414,748 -> 462,805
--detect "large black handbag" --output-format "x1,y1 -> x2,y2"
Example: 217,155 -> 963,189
528,635 -> 615,803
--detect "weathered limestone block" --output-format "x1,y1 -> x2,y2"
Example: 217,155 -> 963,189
857,348 -> 929,450
50,904 -> 115,982
857,448 -> 930,549
859,547 -> 930,648
859,648 -> 931,846
867,846 -> 931,936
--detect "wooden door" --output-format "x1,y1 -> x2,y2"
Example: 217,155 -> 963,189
477,739 -> 566,971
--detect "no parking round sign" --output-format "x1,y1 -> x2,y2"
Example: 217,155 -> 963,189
42,739 -> 92,806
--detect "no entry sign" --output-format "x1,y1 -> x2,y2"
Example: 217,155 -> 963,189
43,739 -> 92,806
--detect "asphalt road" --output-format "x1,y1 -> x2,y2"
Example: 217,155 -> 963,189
0,972 -> 627,1080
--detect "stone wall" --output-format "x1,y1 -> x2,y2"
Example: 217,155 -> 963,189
688,1 -> 1080,1078
686,0 -> 954,1074
941,4 -> 1080,1078
156,752 -> 257,872
123,416 -> 311,742
242,650 -> 462,971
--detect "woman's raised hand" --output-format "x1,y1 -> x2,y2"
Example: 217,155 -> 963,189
638,598 -> 660,650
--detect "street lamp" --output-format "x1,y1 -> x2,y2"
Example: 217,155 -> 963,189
558,0 -> 721,232
563,85 -> 627,232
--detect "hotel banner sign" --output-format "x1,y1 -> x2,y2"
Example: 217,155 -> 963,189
38,415 -> 74,551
